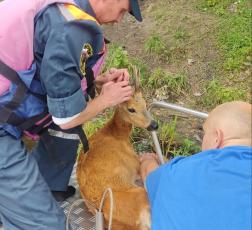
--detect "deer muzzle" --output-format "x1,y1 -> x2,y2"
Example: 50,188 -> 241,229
147,120 -> 158,131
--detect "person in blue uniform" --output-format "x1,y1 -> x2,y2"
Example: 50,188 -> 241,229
139,101 -> 252,230
0,0 -> 143,229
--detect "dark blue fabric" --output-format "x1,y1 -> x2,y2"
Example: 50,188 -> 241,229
34,3 -> 103,118
0,129 -> 66,229
32,124 -> 79,191
146,146 -> 252,230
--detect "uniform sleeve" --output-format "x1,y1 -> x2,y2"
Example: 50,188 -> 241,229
40,21 -> 103,118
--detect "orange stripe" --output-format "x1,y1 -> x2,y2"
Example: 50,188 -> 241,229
64,4 -> 99,25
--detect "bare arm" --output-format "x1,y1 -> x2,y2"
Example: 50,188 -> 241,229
139,153 -> 160,182
60,79 -> 132,130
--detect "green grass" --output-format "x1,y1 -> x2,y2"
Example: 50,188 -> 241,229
146,67 -> 188,94
103,44 -> 149,85
201,79 -> 247,108
197,0 -> 251,70
150,5 -> 168,24
144,34 -> 170,61
174,26 -> 189,40
156,116 -> 201,159
83,110 -> 113,137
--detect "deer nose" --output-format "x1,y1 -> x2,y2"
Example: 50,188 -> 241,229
147,120 -> 159,131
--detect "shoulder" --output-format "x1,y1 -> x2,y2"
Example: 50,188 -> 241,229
35,4 -> 103,53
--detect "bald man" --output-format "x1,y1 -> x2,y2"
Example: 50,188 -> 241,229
139,101 -> 252,230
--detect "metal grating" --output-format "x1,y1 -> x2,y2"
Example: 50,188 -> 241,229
60,164 -> 96,230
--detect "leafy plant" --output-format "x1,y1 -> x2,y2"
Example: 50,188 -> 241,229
104,44 -> 129,70
202,79 -> 247,108
157,116 -> 201,159
173,138 -> 201,157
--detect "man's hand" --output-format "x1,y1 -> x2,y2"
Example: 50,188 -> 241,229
95,68 -> 130,90
99,80 -> 132,107
139,153 -> 160,182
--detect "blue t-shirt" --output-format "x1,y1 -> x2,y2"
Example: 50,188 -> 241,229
146,146 -> 252,230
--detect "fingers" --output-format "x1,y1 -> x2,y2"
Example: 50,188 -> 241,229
139,153 -> 159,163
101,80 -> 133,107
107,68 -> 130,82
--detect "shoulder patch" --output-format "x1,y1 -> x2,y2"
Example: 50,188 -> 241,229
80,43 -> 93,77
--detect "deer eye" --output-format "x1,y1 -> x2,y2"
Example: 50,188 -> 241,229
128,108 -> 136,113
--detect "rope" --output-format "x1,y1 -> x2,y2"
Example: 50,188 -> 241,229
99,188 -> 114,230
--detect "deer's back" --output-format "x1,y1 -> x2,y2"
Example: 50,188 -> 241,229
77,128 -> 140,207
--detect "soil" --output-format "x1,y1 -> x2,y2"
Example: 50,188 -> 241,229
102,0 -> 220,146
103,0 -> 222,109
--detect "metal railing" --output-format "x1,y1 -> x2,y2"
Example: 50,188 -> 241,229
148,101 -> 208,164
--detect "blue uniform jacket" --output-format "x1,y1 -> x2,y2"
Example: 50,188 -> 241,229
146,146 -> 252,230
1,0 -> 104,138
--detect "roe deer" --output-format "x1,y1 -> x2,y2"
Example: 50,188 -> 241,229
77,68 -> 158,230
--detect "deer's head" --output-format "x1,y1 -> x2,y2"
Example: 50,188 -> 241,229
118,67 -> 158,131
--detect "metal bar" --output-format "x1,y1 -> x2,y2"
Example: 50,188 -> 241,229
149,101 -> 208,119
148,101 -> 208,164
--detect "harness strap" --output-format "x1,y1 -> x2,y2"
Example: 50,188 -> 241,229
70,126 -> 89,152
0,60 -> 27,123
17,109 -> 51,133
85,67 -> 95,99
43,124 -> 89,153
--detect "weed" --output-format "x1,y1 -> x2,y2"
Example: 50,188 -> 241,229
147,68 -> 188,94
144,34 -> 170,61
158,116 -> 178,158
156,116 -> 201,159
104,44 -> 129,70
173,138 -> 201,157
144,35 -> 165,54
166,74 -> 188,92
201,79 -> 247,108
174,27 -> 189,40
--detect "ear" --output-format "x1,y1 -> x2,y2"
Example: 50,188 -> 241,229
214,128 -> 224,149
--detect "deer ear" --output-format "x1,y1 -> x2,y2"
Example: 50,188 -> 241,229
130,65 -> 141,93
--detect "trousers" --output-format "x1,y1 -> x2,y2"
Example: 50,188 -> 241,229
0,127 -> 79,229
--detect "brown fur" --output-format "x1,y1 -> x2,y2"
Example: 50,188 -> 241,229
77,91 -> 152,230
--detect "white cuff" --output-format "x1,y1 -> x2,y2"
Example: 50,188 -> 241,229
52,113 -> 80,125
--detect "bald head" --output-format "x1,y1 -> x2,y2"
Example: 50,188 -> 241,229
202,101 -> 252,150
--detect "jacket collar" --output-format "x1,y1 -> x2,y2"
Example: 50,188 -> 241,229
74,0 -> 96,18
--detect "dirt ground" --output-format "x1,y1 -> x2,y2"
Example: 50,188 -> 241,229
102,0 -> 221,146
103,0 -> 222,107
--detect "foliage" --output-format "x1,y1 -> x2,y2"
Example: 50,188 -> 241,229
157,116 -> 201,159
202,79 -> 247,108
197,0 -> 251,70
174,26 -> 189,40
144,35 -> 170,61
83,110 -> 113,138
104,44 -> 129,70
146,67 -> 188,93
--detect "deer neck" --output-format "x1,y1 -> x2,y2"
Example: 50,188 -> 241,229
106,107 -> 132,139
